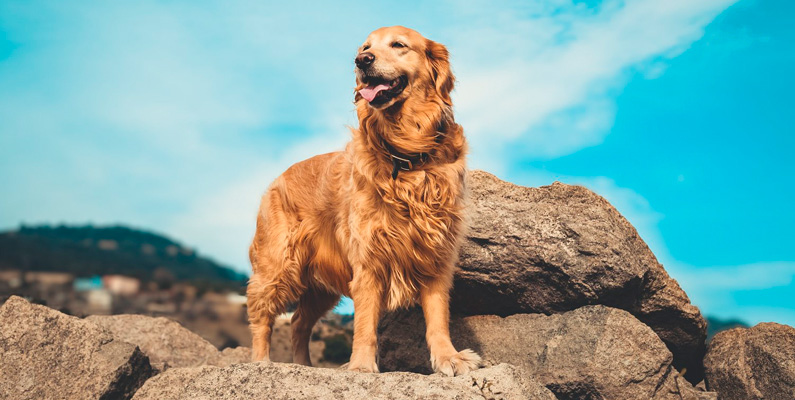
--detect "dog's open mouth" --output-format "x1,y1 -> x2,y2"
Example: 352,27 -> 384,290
359,75 -> 407,105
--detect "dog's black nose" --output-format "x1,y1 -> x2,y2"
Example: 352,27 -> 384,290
355,52 -> 375,69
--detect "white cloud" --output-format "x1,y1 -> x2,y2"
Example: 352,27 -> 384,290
679,262 -> 795,291
167,131 -> 350,271
0,0 -> 363,245
674,262 -> 795,326
447,0 -> 737,164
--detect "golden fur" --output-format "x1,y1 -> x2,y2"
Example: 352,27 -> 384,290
247,26 -> 480,376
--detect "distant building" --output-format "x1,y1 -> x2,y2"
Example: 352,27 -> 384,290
103,275 -> 140,296
146,302 -> 177,314
171,282 -> 198,302
85,289 -> 112,314
165,245 -> 179,257
74,276 -> 103,292
97,239 -> 118,250
0,271 -> 73,311
0,270 -> 23,289
24,272 -> 73,286
140,243 -> 156,255
226,293 -> 247,305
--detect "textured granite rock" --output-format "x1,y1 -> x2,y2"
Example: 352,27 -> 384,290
0,296 -> 153,400
454,170 -> 707,381
704,322 -> 795,400
380,305 -> 712,399
131,362 -> 556,400
87,314 -> 250,372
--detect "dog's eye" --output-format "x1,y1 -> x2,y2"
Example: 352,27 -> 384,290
391,42 -> 406,49
362,44 -> 370,51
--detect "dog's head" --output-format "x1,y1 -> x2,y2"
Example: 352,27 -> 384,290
355,26 -> 453,110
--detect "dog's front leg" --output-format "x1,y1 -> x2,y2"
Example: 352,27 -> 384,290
420,277 -> 481,376
347,267 -> 382,373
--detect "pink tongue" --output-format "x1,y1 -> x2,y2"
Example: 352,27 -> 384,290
359,84 -> 390,102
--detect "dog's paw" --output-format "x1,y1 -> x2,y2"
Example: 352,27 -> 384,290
432,349 -> 482,377
346,358 -> 379,373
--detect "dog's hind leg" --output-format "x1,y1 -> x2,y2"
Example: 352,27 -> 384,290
248,185 -> 310,362
247,272 -> 282,362
247,237 -> 307,361
247,262 -> 307,361
291,289 -> 341,366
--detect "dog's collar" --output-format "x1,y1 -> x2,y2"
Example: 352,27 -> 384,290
381,139 -> 429,180
381,117 -> 451,180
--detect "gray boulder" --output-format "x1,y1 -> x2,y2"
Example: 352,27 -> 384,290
0,296 -> 153,400
455,170 -> 707,381
87,314 -> 251,372
218,346 -> 253,366
704,322 -> 795,400
380,305 -> 712,400
131,362 -> 556,400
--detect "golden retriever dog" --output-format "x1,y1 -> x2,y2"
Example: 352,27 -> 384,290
247,26 -> 480,376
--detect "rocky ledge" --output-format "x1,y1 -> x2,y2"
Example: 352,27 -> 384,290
455,171 -> 706,381
380,306 -> 707,399
1,170 -> 792,399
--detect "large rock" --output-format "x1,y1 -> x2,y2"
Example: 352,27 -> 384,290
704,322 -> 795,400
455,170 -> 707,381
0,296 -> 153,400
380,305 -> 713,400
87,314 -> 251,372
132,362 -> 555,400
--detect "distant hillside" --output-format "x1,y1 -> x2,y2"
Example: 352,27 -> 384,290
0,224 -> 247,292
706,316 -> 749,341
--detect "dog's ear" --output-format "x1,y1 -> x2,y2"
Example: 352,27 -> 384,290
426,39 -> 454,106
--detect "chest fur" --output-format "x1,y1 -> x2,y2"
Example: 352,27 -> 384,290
351,169 -> 467,309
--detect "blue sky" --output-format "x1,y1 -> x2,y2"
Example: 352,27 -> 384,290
1,0 -> 792,322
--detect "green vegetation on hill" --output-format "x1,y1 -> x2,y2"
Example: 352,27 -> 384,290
706,316 -> 749,341
0,224 -> 247,292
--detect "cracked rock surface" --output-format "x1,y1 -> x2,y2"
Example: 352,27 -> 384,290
131,362 -> 555,400
0,296 -> 153,400
705,322 -> 795,400
454,170 -> 708,382
380,305 -> 710,399
87,314 -> 251,373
